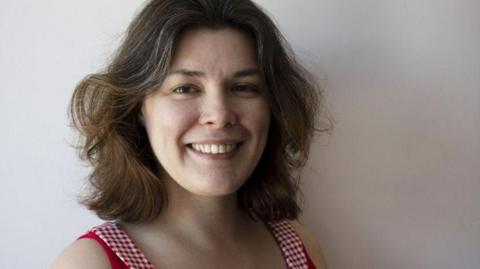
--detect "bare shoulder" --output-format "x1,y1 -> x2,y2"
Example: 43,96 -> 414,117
51,238 -> 111,269
289,220 -> 328,269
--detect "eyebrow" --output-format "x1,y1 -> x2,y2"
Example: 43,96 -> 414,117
169,68 -> 261,78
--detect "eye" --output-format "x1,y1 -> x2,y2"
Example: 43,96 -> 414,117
172,85 -> 198,94
231,84 -> 260,96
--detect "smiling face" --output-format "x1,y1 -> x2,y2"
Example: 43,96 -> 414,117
141,27 -> 270,197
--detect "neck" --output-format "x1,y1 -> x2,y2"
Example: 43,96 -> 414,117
128,177 -> 258,249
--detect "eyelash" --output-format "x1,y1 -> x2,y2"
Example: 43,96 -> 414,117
171,84 -> 260,95
231,84 -> 259,93
172,85 -> 199,94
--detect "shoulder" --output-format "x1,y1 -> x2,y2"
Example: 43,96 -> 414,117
51,238 -> 111,269
288,220 -> 328,269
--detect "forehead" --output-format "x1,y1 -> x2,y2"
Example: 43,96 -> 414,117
170,27 -> 258,75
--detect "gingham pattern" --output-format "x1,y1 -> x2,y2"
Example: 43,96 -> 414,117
90,219 -> 310,269
91,222 -> 154,269
267,219 -> 309,269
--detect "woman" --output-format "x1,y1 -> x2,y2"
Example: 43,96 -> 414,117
53,0 -> 329,268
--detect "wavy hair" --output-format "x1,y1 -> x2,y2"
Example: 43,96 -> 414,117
70,0 -> 332,223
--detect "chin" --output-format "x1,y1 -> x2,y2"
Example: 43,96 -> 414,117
186,175 -> 247,197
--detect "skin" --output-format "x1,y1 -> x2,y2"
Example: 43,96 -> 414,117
141,27 -> 271,199
52,27 -> 327,269
51,220 -> 327,269
128,26 -> 276,268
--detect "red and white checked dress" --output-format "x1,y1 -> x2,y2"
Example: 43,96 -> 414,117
78,219 -> 317,269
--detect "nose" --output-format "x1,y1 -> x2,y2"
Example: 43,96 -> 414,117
199,90 -> 237,128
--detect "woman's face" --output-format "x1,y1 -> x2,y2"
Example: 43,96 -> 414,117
141,27 -> 270,197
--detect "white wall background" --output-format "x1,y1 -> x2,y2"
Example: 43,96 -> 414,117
1,0 -> 478,268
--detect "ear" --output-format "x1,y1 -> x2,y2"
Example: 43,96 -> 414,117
138,103 -> 146,126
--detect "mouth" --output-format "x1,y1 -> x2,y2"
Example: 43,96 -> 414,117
186,142 -> 243,156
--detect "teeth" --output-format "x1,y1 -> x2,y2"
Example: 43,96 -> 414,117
211,144 -> 218,154
204,144 -> 211,153
191,143 -> 238,154
218,144 -> 225,153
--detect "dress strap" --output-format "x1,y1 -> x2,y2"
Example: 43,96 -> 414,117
88,220 -> 315,269
90,222 -> 154,269
267,219 -> 314,269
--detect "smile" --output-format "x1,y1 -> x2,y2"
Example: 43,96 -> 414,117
189,143 -> 239,154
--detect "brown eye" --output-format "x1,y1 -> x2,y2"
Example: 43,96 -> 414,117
172,85 -> 198,94
231,84 -> 260,96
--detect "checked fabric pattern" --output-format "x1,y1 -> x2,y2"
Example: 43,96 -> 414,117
91,222 -> 154,269
267,220 -> 310,269
89,219 -> 311,269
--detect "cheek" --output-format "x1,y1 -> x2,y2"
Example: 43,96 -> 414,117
143,99 -> 198,146
247,101 -> 271,135
238,100 -> 271,150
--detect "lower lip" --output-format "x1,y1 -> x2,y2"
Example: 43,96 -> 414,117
187,144 -> 241,160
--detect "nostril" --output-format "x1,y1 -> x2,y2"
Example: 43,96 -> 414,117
201,115 -> 237,127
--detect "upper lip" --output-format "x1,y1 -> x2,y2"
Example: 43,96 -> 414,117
187,139 -> 242,145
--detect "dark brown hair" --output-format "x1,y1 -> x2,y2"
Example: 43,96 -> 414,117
70,0 -> 332,223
